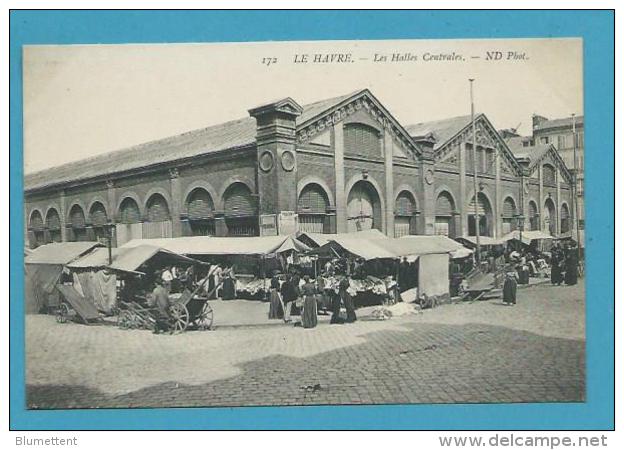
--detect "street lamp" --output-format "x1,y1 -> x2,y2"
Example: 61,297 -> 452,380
102,221 -> 116,265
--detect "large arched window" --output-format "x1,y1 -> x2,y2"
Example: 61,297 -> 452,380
543,164 -> 556,186
528,201 -> 539,231
223,183 -> 258,236
344,123 -> 381,157
145,193 -> 172,239
119,197 -> 141,224
146,194 -> 170,222
560,203 -> 570,234
68,204 -> 88,241
468,192 -> 493,237
45,208 -> 62,243
502,197 -> 517,235
29,210 -> 45,247
394,191 -> 417,237
298,183 -> 330,234
89,202 -> 109,242
186,188 -> 215,236
435,191 -> 456,237
543,198 -> 557,236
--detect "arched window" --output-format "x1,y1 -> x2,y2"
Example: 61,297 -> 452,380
344,123 -> 381,157
45,208 -> 62,243
223,183 -> 258,236
394,191 -> 417,237
89,202 -> 109,242
435,192 -> 456,237
29,210 -> 45,247
543,198 -> 557,236
144,194 -> 172,239
543,164 -> 556,186
561,203 -> 570,234
69,204 -> 87,241
502,197 -> 517,235
528,201 -> 539,231
119,197 -> 141,224
298,183 -> 329,234
468,193 -> 493,237
186,188 -> 215,236
146,194 -> 170,222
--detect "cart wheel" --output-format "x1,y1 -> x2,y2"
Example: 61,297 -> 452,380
169,303 -> 189,333
56,303 -> 70,324
117,311 -> 132,329
196,302 -> 214,331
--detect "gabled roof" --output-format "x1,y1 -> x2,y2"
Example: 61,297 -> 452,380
534,115 -> 584,132
505,136 -> 573,183
506,137 -> 551,165
406,115 -> 473,150
25,91 -> 365,192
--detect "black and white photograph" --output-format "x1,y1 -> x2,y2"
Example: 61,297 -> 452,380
22,38 -> 586,410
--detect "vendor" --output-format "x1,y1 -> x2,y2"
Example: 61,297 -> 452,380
149,278 -> 171,334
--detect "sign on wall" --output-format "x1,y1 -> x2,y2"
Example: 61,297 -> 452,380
259,214 -> 278,236
278,211 -> 298,235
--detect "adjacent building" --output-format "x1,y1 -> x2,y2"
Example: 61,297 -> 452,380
24,89 -> 575,249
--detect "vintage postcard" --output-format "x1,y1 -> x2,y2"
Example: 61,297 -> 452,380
22,37 -> 586,411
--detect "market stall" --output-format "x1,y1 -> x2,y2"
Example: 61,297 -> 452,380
121,235 -> 311,300
24,242 -> 102,314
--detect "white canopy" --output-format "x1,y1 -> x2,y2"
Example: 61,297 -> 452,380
502,230 -> 554,245
121,235 -> 309,256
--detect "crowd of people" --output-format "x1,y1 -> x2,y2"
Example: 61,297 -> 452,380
268,263 -> 359,329
501,240 -> 580,306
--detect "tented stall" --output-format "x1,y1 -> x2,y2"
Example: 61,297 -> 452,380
67,245 -> 206,312
24,242 -> 102,314
122,235 -> 311,300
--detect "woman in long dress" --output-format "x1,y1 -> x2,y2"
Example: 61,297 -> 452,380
268,272 -> 283,319
300,275 -> 318,329
565,246 -> 579,286
551,249 -> 563,285
221,267 -> 236,300
503,267 -> 519,305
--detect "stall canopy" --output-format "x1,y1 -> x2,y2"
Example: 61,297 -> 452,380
68,245 -> 205,273
557,230 -> 585,248
458,236 -> 507,247
24,242 -> 102,314
120,235 -> 309,256
308,232 -> 469,261
502,230 -> 554,246
298,229 -> 386,248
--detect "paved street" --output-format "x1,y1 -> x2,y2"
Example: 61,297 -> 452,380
26,281 -> 585,409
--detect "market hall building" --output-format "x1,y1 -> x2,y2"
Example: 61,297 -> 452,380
24,89 -> 576,249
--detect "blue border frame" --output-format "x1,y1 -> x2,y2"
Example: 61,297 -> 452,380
9,10 -> 614,430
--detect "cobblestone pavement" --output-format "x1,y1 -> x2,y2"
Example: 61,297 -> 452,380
26,281 -> 585,409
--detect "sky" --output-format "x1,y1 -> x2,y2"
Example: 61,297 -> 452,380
23,38 -> 583,174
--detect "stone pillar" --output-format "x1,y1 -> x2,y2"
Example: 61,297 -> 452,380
333,123 -> 347,233
383,127 -> 394,237
459,142 -> 467,236
555,167 -> 561,235
494,150 -> 501,238
214,211 -> 227,237
249,98 -> 303,235
169,168 -> 183,237
106,180 -> 117,246
538,165 -> 544,231
420,147 -> 436,236
59,190 -> 67,242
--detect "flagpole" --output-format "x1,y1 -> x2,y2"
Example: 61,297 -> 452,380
469,79 -> 481,264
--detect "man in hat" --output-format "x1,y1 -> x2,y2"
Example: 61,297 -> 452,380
150,278 -> 171,334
